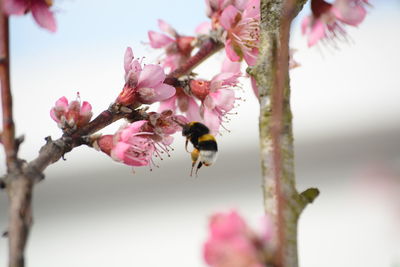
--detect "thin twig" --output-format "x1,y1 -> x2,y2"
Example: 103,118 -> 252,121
164,38 -> 223,85
0,11 -> 17,171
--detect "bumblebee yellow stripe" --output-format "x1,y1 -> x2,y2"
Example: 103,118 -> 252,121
198,134 -> 216,142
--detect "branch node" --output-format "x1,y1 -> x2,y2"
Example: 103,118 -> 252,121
44,136 -> 52,143
15,134 -> 24,151
300,187 -> 320,206
2,230 -> 8,238
246,66 -> 255,76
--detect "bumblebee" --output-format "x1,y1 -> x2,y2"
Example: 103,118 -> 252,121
181,122 -> 218,176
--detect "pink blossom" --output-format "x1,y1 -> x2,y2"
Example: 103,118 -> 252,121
117,47 -> 176,106
205,0 -> 248,29
301,0 -> 369,47
142,110 -> 187,145
148,20 -> 195,72
50,94 -> 92,130
195,21 -> 212,35
95,121 -> 155,167
203,211 -> 270,267
158,87 -> 202,122
220,0 -> 260,66
3,0 -> 57,32
95,113 -> 185,168
190,71 -> 240,134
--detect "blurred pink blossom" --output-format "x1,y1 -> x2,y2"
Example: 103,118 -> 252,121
148,20 -> 195,72
301,0 -> 369,47
204,210 -> 271,267
220,0 -> 260,66
3,0 -> 57,32
50,94 -> 92,130
117,47 -> 175,106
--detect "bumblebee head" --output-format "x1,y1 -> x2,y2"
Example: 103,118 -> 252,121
182,122 -> 210,138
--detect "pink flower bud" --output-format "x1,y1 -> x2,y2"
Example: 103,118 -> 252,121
50,94 -> 93,130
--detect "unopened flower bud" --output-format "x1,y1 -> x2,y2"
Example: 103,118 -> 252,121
50,94 -> 93,131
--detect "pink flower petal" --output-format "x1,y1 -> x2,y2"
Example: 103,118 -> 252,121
211,72 -> 233,84
119,121 -> 147,142
203,108 -> 221,135
80,101 -> 92,115
3,0 -> 27,15
220,5 -> 240,30
50,109 -> 60,123
186,97 -> 202,122
222,56 -> 241,73
204,95 -> 216,110
242,0 -> 260,20
162,135 -> 174,146
210,211 -> 248,239
243,47 -> 258,66
150,83 -> 176,103
124,47 -> 134,73
148,31 -> 175,49
301,16 -> 311,35
210,72 -> 239,92
225,39 -> 241,62
139,83 -> 176,104
137,64 -> 166,88
195,21 -> 212,34
158,19 -> 177,37
55,96 -> 69,109
233,0 -> 248,11
210,89 -> 235,111
332,2 -> 366,26
112,142 -> 150,166
158,95 -> 177,113
205,0 -> 214,17
308,19 -> 326,47
31,1 -> 57,32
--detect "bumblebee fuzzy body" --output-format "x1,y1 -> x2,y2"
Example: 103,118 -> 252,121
182,122 -> 218,175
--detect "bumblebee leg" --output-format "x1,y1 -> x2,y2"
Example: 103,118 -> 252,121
190,149 -> 200,177
195,162 -> 203,176
185,138 -> 190,153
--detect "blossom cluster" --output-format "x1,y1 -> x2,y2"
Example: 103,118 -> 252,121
42,0 -> 370,172
10,0 -> 371,265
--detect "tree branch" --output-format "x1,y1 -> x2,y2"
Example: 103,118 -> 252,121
164,37 -> 224,86
0,11 -> 17,171
252,0 -> 317,266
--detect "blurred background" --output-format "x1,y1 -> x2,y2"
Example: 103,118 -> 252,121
0,0 -> 400,266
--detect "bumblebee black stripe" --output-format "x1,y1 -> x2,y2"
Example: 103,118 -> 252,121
198,140 -> 218,151
182,122 -> 210,148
